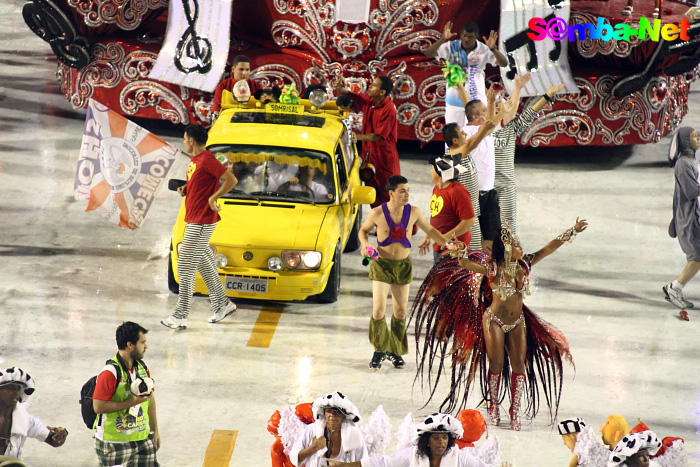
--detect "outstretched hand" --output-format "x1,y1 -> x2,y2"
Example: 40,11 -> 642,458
332,78 -> 347,95
513,72 -> 531,88
574,217 -> 588,232
442,21 -> 456,41
483,30 -> 499,49
486,86 -> 495,104
547,83 -> 566,96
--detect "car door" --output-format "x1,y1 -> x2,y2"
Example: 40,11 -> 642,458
334,141 -> 352,244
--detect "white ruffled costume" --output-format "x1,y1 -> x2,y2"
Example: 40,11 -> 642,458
284,391 -> 391,466
572,424 -> 609,466
361,413 -> 501,467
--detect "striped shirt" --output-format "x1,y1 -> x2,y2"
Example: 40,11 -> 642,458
456,152 -> 481,217
493,108 -> 538,188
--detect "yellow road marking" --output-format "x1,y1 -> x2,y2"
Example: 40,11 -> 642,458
202,429 -> 237,467
246,306 -> 283,348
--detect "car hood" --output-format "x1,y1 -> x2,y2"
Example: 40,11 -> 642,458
211,201 -> 329,250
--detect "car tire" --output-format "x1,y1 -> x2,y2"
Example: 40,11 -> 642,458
167,242 -> 179,294
343,206 -> 362,253
317,243 -> 341,303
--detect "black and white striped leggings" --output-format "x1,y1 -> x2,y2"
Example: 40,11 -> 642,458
495,184 -> 517,233
174,223 -> 229,319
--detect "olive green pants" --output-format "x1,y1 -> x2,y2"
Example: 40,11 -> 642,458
369,316 -> 408,355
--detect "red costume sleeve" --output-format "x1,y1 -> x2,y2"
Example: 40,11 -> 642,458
347,92 -> 372,114
93,368 -> 118,401
205,154 -> 227,178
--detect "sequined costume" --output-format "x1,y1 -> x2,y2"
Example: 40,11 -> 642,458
410,252 -> 574,422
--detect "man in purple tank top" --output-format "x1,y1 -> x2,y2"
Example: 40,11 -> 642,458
359,175 -> 453,370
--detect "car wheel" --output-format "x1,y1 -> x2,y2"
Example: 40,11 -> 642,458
167,242 -> 179,294
343,205 -> 362,253
317,243 -> 341,303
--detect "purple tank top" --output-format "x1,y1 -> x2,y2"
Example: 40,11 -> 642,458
377,203 -> 412,248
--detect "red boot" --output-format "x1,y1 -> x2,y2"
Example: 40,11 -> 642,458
509,373 -> 525,430
487,371 -> 501,426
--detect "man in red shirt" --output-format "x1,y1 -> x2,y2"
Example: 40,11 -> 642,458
161,124 -> 237,329
92,322 -> 158,466
212,55 -> 261,114
419,154 -> 475,265
334,76 -> 400,208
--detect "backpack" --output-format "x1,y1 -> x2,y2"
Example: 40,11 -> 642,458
79,357 -> 148,429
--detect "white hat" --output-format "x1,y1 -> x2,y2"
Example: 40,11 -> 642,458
608,430 -> 662,466
558,417 -> 587,435
312,392 -> 361,424
0,368 -> 36,403
413,413 -> 464,444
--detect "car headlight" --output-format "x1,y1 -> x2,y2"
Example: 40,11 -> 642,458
268,256 -> 282,271
209,245 -> 217,255
281,251 -> 322,270
214,254 -> 228,269
302,251 -> 322,269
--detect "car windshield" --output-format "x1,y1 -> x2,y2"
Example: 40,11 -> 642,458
209,145 -> 335,204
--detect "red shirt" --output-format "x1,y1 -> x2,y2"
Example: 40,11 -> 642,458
349,92 -> 400,175
184,149 -> 227,224
213,77 -> 261,111
93,364 -> 152,401
429,182 -> 474,251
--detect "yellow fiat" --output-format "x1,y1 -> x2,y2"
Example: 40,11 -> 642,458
167,90 -> 375,302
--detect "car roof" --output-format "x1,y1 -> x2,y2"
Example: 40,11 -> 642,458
207,108 -> 346,154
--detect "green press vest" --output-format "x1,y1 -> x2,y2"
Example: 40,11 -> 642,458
96,356 -> 151,442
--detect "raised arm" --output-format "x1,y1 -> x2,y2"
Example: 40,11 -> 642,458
457,81 -> 469,107
453,120 -> 496,155
485,87 -> 496,121
424,21 -> 456,58
503,73 -> 530,125
483,30 -> 508,67
528,217 -> 588,266
530,83 -> 566,112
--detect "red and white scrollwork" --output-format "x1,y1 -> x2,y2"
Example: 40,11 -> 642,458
368,0 -> 441,60
66,0 -> 168,31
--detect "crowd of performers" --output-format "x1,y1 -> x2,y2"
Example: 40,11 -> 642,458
267,392 -> 686,466
254,21 -> 699,467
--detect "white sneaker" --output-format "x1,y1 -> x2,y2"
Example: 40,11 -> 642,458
161,315 -> 187,329
208,300 -> 237,323
663,283 -> 694,309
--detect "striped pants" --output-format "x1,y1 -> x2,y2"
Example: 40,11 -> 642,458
495,184 -> 517,234
469,218 -> 483,251
174,223 -> 229,319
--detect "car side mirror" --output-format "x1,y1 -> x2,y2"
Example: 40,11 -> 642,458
168,179 -> 186,191
350,186 -> 375,205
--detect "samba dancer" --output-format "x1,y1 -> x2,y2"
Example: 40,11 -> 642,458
411,218 -> 587,430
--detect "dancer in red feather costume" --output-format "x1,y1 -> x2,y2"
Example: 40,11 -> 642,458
411,218 -> 587,430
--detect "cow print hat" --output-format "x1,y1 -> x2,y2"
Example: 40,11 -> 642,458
312,392 -> 361,424
608,430 -> 662,466
0,368 -> 36,403
413,413 -> 464,444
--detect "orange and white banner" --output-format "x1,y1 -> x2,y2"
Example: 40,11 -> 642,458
74,99 -> 179,229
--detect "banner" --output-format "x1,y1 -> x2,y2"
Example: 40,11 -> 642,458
74,99 -> 179,229
499,0 -> 578,96
148,0 -> 232,92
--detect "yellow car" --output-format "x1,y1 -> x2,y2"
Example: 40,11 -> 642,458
168,93 -> 375,302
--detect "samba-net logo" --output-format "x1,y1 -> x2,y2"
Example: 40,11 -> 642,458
527,17 -> 691,42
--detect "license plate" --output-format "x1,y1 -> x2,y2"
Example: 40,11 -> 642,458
225,277 -> 268,293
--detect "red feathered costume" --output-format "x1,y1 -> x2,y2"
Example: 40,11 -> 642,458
410,253 -> 574,424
